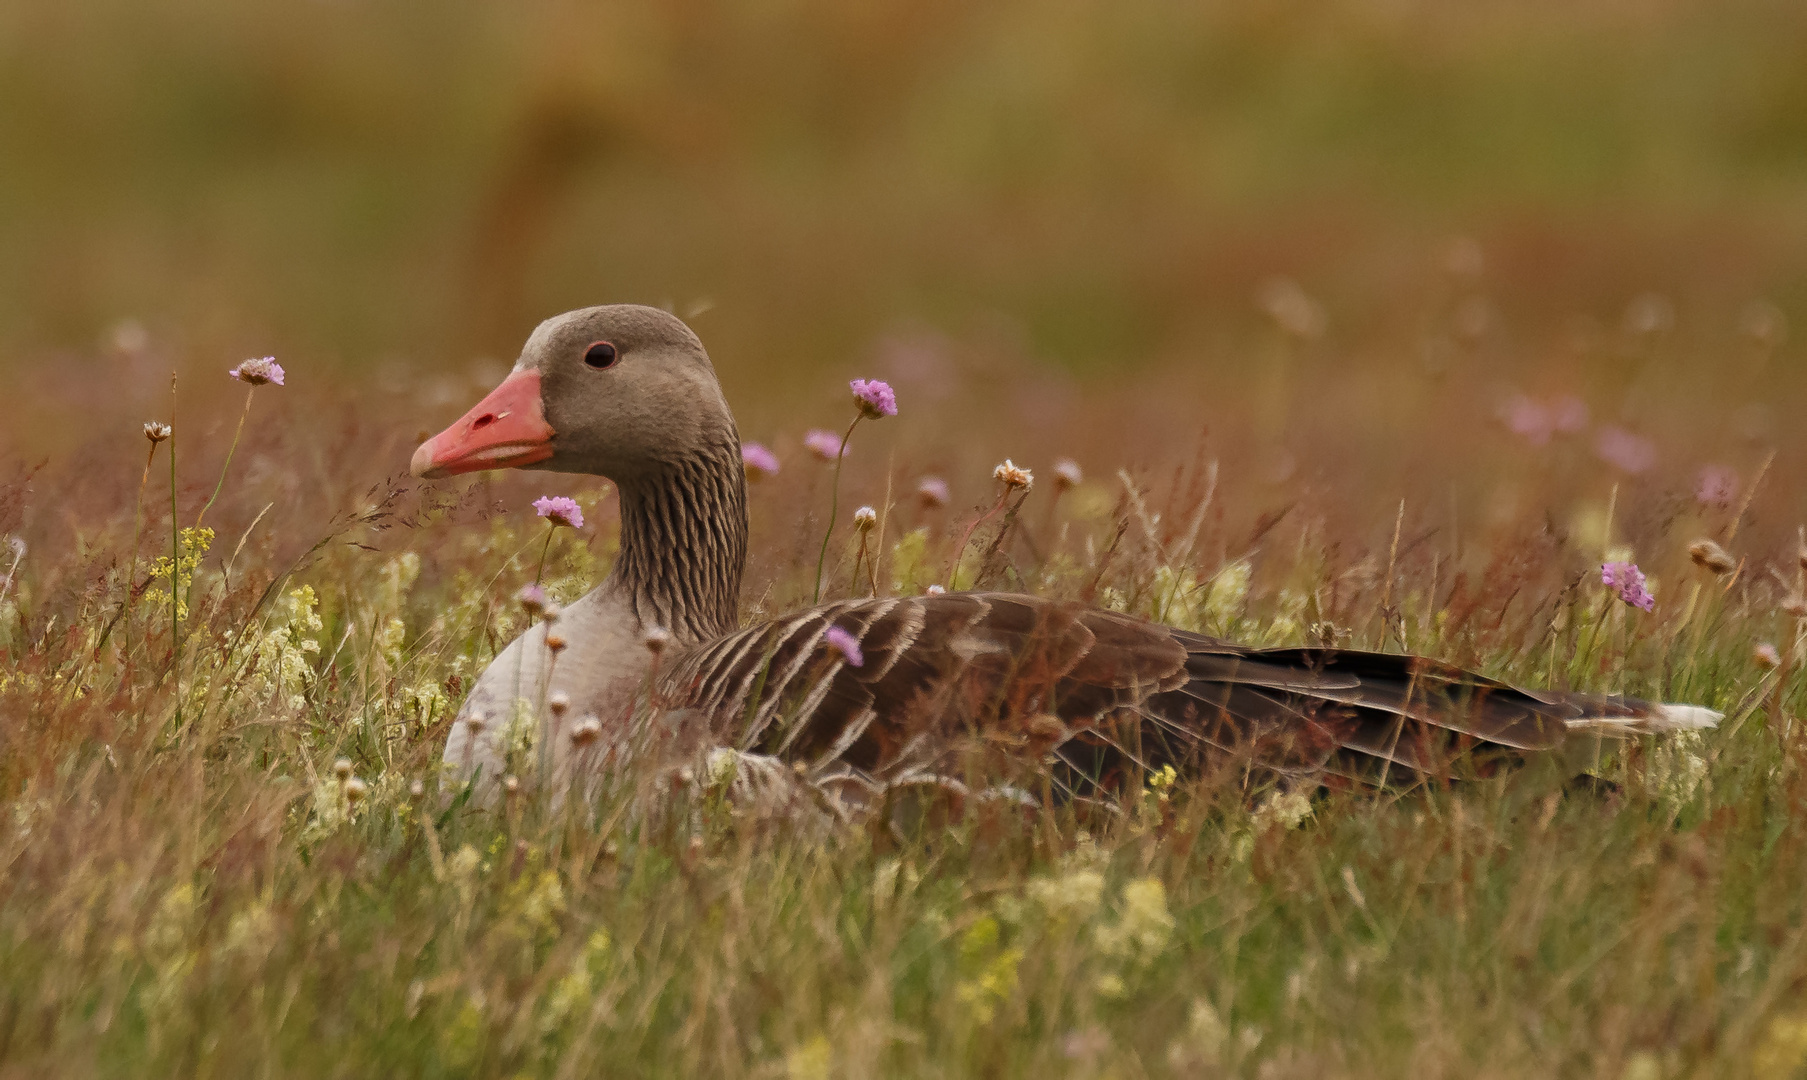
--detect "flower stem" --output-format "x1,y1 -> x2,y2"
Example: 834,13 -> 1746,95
169,383 -> 181,730
812,416 -> 861,604
947,488 -> 1010,590
195,386 -> 255,530
533,524 -> 557,587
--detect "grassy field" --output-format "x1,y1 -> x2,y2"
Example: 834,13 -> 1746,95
5,0 -> 1807,1075
2,327 -> 1806,1077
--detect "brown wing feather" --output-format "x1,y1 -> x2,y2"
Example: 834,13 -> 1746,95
656,592 -> 1672,800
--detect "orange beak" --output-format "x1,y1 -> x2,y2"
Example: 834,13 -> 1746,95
410,370 -> 555,479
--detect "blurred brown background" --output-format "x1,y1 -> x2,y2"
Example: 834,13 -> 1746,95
2,0 -> 1803,549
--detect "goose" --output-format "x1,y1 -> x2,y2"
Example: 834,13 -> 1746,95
412,305 -> 1720,817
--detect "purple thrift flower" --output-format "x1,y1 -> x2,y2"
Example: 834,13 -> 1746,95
533,495 -> 584,529
1602,561 -> 1655,612
850,378 -> 898,419
1695,465 -> 1739,509
516,583 -> 547,613
823,625 -> 864,667
1549,395 -> 1589,434
1594,427 -> 1657,474
1502,395 -> 1553,446
741,442 -> 780,480
916,476 -> 950,508
228,356 -> 284,386
804,429 -> 847,462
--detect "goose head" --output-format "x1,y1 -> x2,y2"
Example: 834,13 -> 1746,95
411,304 -> 736,483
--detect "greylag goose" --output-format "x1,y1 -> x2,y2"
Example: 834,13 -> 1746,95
412,305 -> 1720,815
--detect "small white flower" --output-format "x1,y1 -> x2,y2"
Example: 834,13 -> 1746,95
143,421 -> 171,443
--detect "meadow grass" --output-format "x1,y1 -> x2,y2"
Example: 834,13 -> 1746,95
2,332 -> 1806,1079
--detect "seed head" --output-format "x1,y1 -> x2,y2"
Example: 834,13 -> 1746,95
1687,540 -> 1736,576
993,459 -> 1033,490
642,625 -> 671,655
850,378 -> 898,419
541,602 -> 562,624
1053,459 -> 1083,491
143,421 -> 171,443
548,692 -> 570,717
1756,643 -> 1782,670
228,356 -> 285,386
916,476 -> 949,508
332,757 -> 353,780
343,776 -> 368,802
532,495 -> 584,529
570,717 -> 602,746
853,506 -> 878,532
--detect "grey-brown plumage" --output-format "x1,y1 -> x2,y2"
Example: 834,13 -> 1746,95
418,304 -> 1720,810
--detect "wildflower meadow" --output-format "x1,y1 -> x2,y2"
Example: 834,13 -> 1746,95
5,1 -> 1807,1076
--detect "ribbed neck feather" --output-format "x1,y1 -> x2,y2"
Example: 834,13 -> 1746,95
610,436 -> 747,643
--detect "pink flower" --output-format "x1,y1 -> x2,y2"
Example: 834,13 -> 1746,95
1502,395 -> 1553,446
1594,427 -> 1657,474
916,476 -> 949,508
533,495 -> 584,529
228,356 -> 284,386
741,442 -> 780,480
823,624 -> 864,667
1695,465 -> 1739,509
516,583 -> 547,613
1549,396 -> 1589,434
1602,561 -> 1655,612
804,429 -> 847,462
850,379 -> 897,419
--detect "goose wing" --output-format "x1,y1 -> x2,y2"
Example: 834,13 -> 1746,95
656,592 -> 1705,803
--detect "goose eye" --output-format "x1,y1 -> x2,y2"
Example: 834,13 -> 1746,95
583,341 -> 618,369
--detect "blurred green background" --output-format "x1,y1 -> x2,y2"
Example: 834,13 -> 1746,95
3,0 -> 1804,384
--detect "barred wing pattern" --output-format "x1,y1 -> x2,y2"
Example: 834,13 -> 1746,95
654,592 -> 1668,812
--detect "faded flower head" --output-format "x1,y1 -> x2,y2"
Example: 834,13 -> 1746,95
1595,427 -> 1657,474
916,476 -> 949,508
853,506 -> 878,532
343,777 -> 368,802
516,583 -> 547,615
1687,539 -> 1736,576
1053,458 -> 1083,491
741,442 -> 780,480
1755,643 -> 1782,670
803,429 -> 847,462
332,757 -> 353,780
143,421 -> 171,443
570,717 -> 603,746
642,625 -> 671,655
533,495 -> 584,529
823,625 -> 864,667
993,459 -> 1033,490
1602,561 -> 1656,612
850,378 -> 898,419
228,356 -> 285,386
1694,465 -> 1739,509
